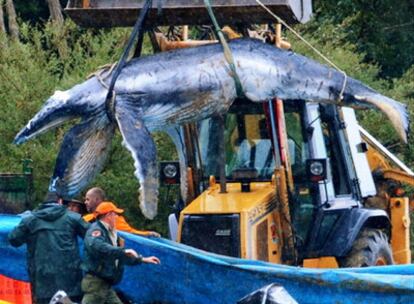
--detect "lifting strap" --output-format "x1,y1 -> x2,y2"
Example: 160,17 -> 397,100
104,0 -> 153,122
204,0 -> 245,98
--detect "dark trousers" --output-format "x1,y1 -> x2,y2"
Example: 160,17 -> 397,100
81,274 -> 123,304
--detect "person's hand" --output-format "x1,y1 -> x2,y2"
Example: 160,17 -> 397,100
124,249 -> 139,258
142,256 -> 161,264
148,231 -> 161,238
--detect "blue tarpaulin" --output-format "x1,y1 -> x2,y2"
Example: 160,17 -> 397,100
1,214 -> 414,303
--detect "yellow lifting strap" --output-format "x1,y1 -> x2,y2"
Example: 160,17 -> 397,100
204,0 -> 245,98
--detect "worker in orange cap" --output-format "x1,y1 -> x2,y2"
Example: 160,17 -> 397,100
83,187 -> 160,237
82,202 -> 160,304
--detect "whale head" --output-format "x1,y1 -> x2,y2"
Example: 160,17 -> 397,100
14,78 -> 107,144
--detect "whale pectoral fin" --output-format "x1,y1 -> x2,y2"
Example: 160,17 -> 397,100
165,126 -> 188,203
49,115 -> 114,196
115,106 -> 158,220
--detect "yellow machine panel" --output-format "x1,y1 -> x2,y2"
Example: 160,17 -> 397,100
178,182 -> 283,263
181,182 -> 275,215
390,197 -> 411,264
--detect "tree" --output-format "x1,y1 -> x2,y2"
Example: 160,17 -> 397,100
5,0 -> 18,39
0,0 -> 5,34
312,0 -> 414,78
13,0 -> 49,24
46,0 -> 63,25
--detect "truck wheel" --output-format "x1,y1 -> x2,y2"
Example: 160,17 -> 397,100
339,228 -> 394,267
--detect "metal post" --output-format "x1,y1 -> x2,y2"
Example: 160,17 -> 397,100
268,99 -> 281,168
217,115 -> 227,193
182,25 -> 189,40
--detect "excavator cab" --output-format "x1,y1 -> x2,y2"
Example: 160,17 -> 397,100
173,97 -> 410,267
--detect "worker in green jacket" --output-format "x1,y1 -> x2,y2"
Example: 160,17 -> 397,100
8,192 -> 90,304
82,201 -> 160,304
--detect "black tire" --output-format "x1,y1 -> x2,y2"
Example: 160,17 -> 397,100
339,228 -> 394,267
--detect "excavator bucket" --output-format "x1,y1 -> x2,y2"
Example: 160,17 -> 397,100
65,0 -> 312,28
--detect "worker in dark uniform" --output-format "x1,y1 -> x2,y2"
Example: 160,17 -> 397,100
82,201 -> 160,304
8,192 -> 90,304
64,198 -> 87,215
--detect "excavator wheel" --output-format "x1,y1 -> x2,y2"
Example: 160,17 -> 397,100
339,228 -> 394,267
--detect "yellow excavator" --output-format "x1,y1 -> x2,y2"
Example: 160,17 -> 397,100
65,0 -> 412,268
168,97 -> 412,268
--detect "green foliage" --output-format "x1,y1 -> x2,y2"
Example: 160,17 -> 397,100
312,0 -> 414,78
13,0 -> 66,24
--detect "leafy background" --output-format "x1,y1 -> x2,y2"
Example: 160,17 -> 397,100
0,0 -> 413,238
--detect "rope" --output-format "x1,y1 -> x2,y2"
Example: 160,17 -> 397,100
254,0 -> 348,101
87,63 -> 117,89
204,0 -> 244,98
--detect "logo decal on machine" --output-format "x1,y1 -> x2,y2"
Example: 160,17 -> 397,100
215,229 -> 231,236
248,200 -> 277,224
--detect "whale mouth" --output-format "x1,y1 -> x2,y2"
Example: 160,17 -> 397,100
14,115 -> 75,145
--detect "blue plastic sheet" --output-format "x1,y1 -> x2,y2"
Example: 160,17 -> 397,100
1,214 -> 414,303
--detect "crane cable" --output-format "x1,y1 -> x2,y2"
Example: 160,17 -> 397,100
254,0 -> 348,101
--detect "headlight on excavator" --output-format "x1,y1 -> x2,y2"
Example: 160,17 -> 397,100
306,159 -> 327,182
160,161 -> 180,184
164,163 -> 178,178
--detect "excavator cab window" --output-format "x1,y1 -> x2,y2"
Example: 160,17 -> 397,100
319,106 -> 351,195
225,113 -> 274,179
284,102 -> 315,247
199,100 -> 275,181
285,109 -> 310,182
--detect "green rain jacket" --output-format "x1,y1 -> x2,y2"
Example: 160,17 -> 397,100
83,221 -> 142,285
8,202 -> 90,301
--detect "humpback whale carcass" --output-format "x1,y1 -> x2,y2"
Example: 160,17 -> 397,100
14,39 -> 409,219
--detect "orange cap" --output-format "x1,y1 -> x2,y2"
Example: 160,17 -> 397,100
94,201 -> 124,216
